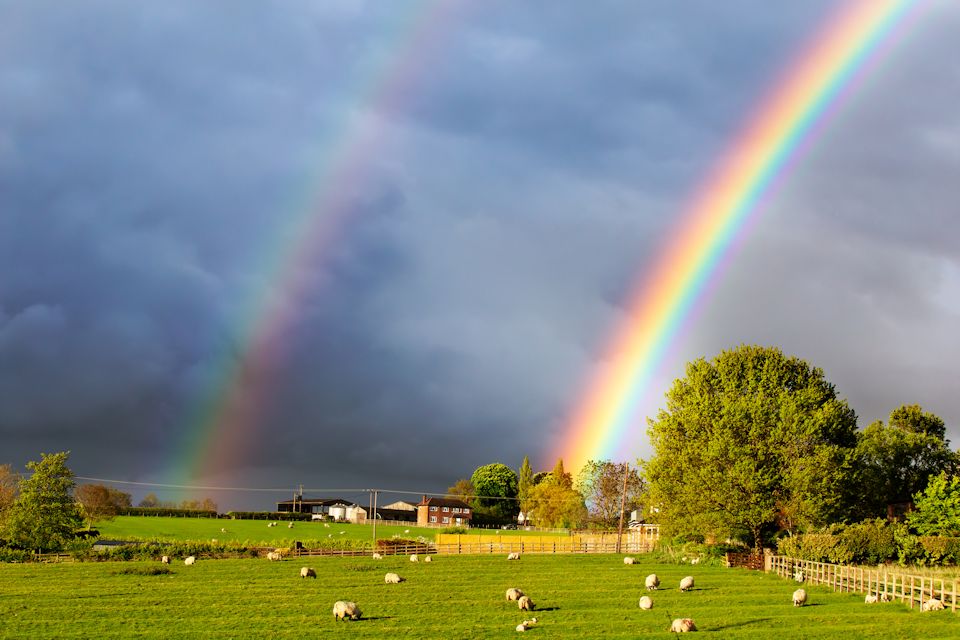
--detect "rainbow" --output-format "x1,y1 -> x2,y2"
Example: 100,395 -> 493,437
166,2 -> 461,490
556,0 -> 926,473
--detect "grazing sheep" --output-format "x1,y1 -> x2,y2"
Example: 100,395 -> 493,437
184,556 -> 196,566
679,576 -> 695,592
332,600 -> 362,621
507,552 -> 521,561
506,588 -> 525,601
922,598 -> 945,612
879,593 -> 891,603
405,529 -> 410,533
793,568 -> 805,583
324,523 -> 331,528
623,557 -> 636,565
266,551 -> 282,561
516,617 -> 538,631
669,618 -> 697,633
385,572 -> 405,584
288,522 -> 294,529
864,594 -> 878,604
793,588 -> 807,607
424,556 -> 432,563
518,595 -> 535,611
300,567 -> 317,579
690,557 -> 701,565
410,554 -> 419,563
220,528 -> 227,533
645,574 -> 660,590
160,555 -> 170,564
638,596 -> 653,610
372,553 -> 383,560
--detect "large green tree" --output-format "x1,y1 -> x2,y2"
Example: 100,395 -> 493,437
645,345 -> 858,551
3,452 -> 84,552
851,405 -> 957,519
470,463 -> 519,520
526,465 -> 588,529
576,460 -> 646,528
907,472 -> 960,536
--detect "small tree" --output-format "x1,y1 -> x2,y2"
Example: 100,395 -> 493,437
447,479 -> 475,505
75,484 -> 132,527
908,472 -> 960,536
525,474 -> 587,528
0,463 -> 19,530
576,460 -> 646,528
3,452 -> 83,552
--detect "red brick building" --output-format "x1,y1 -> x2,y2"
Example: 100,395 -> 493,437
416,496 -> 472,527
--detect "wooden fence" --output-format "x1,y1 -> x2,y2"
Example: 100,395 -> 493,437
769,555 -> 959,611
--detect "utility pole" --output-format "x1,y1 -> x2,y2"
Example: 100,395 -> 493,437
616,463 -> 629,554
371,489 -> 379,549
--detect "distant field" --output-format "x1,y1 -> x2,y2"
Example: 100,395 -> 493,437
94,516 -> 569,545
3,555 -> 958,639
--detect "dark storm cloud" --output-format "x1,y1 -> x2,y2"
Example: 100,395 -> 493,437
2,1 -> 958,509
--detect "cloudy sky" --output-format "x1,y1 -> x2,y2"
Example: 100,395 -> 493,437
2,1 -> 958,510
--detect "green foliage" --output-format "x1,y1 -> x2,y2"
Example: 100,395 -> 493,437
470,463 -> 519,520
446,479 -> 475,505
908,472 -> 960,536
645,345 -> 858,551
517,456 -> 534,505
3,451 -> 84,552
852,406 -> 957,519
440,526 -> 468,534
224,511 -> 311,521
837,519 -> 898,565
575,460 -> 645,528
121,507 -> 220,518
75,484 -> 132,525
525,479 -> 587,528
776,532 -> 853,564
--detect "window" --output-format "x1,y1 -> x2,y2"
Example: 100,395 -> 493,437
463,508 -> 470,514
430,516 -> 437,523
442,507 -> 449,512
452,507 -> 460,513
442,517 -> 450,523
430,506 -> 438,511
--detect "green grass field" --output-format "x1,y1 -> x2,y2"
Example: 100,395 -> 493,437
2,555 -> 957,639
94,516 -> 568,545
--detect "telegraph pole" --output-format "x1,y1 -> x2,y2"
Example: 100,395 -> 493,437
616,463 -> 629,554
371,489 -> 379,549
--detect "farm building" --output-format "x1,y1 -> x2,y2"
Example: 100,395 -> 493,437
276,497 -> 367,522
416,496 -> 472,526
372,507 -> 418,523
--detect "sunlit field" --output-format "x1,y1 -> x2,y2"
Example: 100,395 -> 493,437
2,555 -> 958,639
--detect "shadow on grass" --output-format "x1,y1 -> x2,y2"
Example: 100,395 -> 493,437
359,616 -> 395,621
711,617 -> 774,631
535,607 -> 560,612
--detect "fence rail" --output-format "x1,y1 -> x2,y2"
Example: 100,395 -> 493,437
769,555 -> 958,611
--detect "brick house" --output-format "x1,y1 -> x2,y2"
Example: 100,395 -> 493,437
416,496 -> 472,527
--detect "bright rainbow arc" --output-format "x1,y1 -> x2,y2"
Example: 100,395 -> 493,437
557,0 -> 924,473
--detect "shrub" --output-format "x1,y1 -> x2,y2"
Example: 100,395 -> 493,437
225,511 -> 313,521
120,508 -> 218,518
441,526 -> 468,535
0,547 -> 31,562
838,519 -> 897,565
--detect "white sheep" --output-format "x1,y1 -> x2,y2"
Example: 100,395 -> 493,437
220,528 -> 227,533
288,522 -> 294,529
160,555 -> 170,564
372,553 -> 383,560
922,598 -> 945,612
679,576 -> 695,592
506,588 -> 525,601
424,556 -> 432,563
669,618 -> 697,633
879,593 -> 891,603
410,554 -> 419,562
518,595 -> 535,611
645,574 -> 660,590
515,617 -> 538,632
623,556 -> 636,565
638,596 -> 653,610
324,523 -> 330,528
385,572 -> 405,584
864,594 -> 878,604
507,552 -> 521,561
332,600 -> 362,621
266,551 -> 282,561
184,556 -> 196,566
300,567 -> 317,579
793,568 -> 805,583
690,557 -> 701,565
793,588 -> 807,607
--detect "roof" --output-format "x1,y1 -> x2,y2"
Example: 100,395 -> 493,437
416,496 -> 472,509
276,497 -> 352,507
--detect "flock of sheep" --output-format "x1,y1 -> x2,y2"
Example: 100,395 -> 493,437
160,549 -> 951,632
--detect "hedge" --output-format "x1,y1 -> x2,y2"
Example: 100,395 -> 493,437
225,511 -> 314,521
119,508 -> 219,518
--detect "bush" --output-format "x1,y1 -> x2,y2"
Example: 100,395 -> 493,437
225,511 -> 313,521
120,508 -> 218,518
838,519 -> 897,565
0,547 -> 32,562
441,526 -> 468,535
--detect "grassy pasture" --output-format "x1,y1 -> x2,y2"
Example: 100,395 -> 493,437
95,516 -> 568,545
2,555 -> 958,639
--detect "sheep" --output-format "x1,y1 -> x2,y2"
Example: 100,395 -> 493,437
922,598 -> 945,612
506,588 -> 525,601
324,523 -> 331,528
623,556 -> 636,565
645,574 -> 660,590
638,596 -> 653,610
385,572 -> 405,584
160,555 -> 170,564
266,551 -> 282,561
669,618 -> 697,633
864,594 -> 878,604
518,595 -> 535,612
332,600 -> 362,621
793,588 -> 807,607
507,552 -> 521,561
879,593 -> 891,603
424,556 -> 432,563
184,556 -> 196,566
288,522 -> 294,529
679,576 -> 695,592
690,557 -> 701,565
372,553 -> 383,560
300,567 -> 317,579
516,617 -> 538,632
410,554 -> 419,562
793,568 -> 805,583
220,528 -> 227,533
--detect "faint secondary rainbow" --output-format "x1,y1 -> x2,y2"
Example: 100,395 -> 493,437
556,0 -> 926,472
165,2 -> 461,490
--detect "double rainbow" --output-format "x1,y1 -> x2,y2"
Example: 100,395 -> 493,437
556,0 -> 925,472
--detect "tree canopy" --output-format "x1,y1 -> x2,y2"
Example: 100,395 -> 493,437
3,452 -> 84,552
470,463 -> 519,520
908,472 -> 960,536
75,484 -> 131,526
576,460 -> 645,528
525,459 -> 587,528
645,345 -> 858,550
